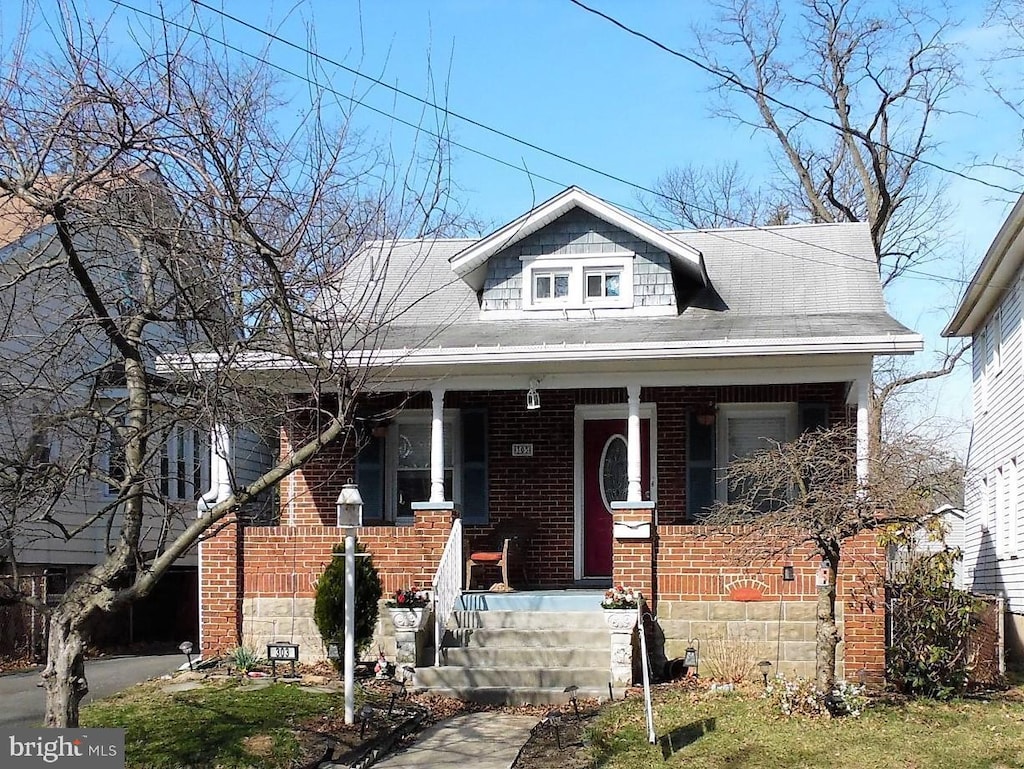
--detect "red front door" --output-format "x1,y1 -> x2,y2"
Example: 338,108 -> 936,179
582,418 -> 651,578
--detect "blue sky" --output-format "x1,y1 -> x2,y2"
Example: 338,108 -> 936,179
13,0 -> 1023,455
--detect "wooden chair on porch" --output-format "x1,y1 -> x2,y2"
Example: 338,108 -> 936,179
464,520 -> 535,590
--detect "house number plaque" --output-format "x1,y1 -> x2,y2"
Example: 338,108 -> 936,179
511,443 -> 534,457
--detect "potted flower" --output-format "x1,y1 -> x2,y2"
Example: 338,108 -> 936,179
601,584 -> 641,632
386,587 -> 432,631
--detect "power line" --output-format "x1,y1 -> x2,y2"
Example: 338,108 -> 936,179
105,0 -> 983,291
567,0 -> 1024,198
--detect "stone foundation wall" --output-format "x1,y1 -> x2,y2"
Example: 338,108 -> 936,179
239,596 -> 403,664
656,599 -> 845,681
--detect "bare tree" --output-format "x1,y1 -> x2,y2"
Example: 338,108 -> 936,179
641,161 -> 791,228
0,2 -> 460,726
703,424 -> 963,691
669,0 -> 969,446
979,0 -> 1024,183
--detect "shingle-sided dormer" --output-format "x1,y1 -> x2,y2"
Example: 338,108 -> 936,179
450,187 -> 707,319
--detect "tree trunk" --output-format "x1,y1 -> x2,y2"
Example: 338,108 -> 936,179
41,608 -> 90,728
814,554 -> 839,694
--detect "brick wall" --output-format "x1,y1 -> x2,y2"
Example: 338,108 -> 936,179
636,526 -> 885,679
279,383 -> 850,586
200,507 -> 456,657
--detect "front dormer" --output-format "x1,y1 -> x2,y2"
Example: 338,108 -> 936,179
449,187 -> 707,320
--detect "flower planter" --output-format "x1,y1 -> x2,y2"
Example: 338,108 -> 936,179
603,607 -> 639,686
602,607 -> 639,632
387,606 -> 431,632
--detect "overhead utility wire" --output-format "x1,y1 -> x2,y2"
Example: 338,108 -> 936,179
567,0 -> 1023,199
105,0 -> 983,288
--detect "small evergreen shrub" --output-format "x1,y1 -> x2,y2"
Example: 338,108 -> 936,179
886,551 -> 983,699
314,542 -> 382,663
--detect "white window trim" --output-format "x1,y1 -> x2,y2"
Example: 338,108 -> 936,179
386,409 -> 462,522
989,309 -> 1003,375
715,403 -> 798,503
520,253 -> 634,311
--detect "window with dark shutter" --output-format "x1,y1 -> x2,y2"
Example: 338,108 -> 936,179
356,434 -> 385,521
798,402 -> 829,434
460,409 -> 489,524
686,413 -> 716,521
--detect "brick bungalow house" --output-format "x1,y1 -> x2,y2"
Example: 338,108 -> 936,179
197,186 -> 920,693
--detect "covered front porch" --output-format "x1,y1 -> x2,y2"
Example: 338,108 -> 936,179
199,357 -> 885,695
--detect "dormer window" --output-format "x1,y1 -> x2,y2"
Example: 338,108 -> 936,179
534,270 -> 571,302
522,253 -> 634,312
585,269 -> 621,300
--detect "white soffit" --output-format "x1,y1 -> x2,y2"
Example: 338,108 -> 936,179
449,186 -> 706,291
944,193 -> 1024,337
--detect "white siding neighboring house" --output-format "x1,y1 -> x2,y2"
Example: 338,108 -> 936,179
0,178 -> 273,652
944,194 -> 1024,659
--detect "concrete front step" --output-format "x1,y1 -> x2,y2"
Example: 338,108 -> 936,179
415,664 -> 612,690
443,645 -> 607,668
410,685 -> 620,706
452,609 -> 607,630
456,627 -> 609,649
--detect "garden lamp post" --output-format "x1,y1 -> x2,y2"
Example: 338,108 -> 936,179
336,480 -> 364,725
758,659 -> 773,687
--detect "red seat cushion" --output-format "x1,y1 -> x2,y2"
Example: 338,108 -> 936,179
469,552 -> 503,563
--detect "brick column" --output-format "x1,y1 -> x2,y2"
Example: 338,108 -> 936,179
839,531 -> 886,682
199,516 -> 242,658
610,503 -> 656,603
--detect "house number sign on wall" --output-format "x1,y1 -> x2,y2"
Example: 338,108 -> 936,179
511,443 -> 534,457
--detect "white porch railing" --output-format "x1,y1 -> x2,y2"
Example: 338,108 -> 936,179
431,517 -> 463,666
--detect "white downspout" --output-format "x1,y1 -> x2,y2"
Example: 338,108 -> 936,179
197,423 -> 232,655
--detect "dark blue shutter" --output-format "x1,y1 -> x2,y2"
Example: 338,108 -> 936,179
460,409 -> 488,524
798,403 -> 830,434
356,435 -> 384,521
686,413 -> 716,521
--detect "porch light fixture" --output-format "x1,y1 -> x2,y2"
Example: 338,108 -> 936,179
526,380 -> 541,410
336,480 -> 364,528
782,565 -> 795,581
695,401 -> 716,427
757,659 -> 773,686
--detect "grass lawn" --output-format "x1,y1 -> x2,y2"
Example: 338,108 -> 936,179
586,684 -> 1024,769
80,679 -> 358,769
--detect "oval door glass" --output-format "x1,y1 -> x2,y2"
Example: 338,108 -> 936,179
599,434 -> 628,511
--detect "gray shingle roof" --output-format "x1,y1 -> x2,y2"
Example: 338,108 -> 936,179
325,218 -> 913,354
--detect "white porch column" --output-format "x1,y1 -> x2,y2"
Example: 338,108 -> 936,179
626,384 -> 642,503
855,376 -> 870,484
430,386 -> 446,503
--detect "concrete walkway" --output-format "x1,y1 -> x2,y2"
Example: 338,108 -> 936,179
372,712 -> 537,769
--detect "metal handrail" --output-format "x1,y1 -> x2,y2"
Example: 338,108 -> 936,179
431,517 -> 463,667
637,603 -> 656,744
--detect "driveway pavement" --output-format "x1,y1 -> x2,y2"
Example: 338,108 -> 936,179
0,654 -> 182,728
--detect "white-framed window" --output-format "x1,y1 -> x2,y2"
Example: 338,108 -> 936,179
521,254 -> 633,311
988,309 -> 1003,375
160,424 -> 209,502
387,411 -> 461,521
102,420 -> 208,501
996,458 -> 1019,560
715,403 -> 798,504
357,407 -> 489,524
585,268 -> 622,300
533,270 -> 571,303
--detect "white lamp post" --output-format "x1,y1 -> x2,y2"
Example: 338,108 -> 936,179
336,480 -> 363,725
